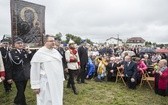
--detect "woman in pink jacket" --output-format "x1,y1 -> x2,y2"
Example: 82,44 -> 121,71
154,59 -> 168,96
135,57 -> 147,85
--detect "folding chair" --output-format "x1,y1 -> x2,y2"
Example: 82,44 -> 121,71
139,70 -> 154,90
115,67 -> 127,86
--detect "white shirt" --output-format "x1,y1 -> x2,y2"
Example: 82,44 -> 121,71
65,49 -> 80,70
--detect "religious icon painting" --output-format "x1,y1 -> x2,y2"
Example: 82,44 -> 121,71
10,0 -> 45,47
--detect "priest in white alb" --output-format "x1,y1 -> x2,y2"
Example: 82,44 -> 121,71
30,35 -> 64,105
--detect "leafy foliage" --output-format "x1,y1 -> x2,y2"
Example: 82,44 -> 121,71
54,33 -> 93,45
65,33 -> 82,45
55,32 -> 62,41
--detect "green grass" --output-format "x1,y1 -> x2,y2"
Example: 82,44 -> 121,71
0,80 -> 168,105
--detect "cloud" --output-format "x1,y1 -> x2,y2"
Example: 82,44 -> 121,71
0,0 -> 168,43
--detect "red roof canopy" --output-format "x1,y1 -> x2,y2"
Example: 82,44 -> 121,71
156,49 -> 168,53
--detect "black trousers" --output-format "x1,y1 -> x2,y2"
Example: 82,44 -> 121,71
107,72 -> 116,82
67,69 -> 78,86
3,79 -> 12,92
154,73 -> 160,94
77,65 -> 87,83
14,80 -> 28,105
124,77 -> 136,89
157,89 -> 168,96
136,72 -> 142,85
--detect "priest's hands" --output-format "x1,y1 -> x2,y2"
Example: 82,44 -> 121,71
33,89 -> 40,94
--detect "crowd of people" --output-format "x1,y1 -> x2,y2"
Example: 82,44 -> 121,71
0,35 -> 168,105
85,43 -> 168,96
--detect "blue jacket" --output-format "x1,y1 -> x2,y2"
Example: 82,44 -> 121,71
87,58 -> 95,76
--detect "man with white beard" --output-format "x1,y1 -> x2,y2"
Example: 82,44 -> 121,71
30,35 -> 64,105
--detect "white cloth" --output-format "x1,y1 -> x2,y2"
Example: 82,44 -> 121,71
0,51 -> 5,81
30,46 -> 64,105
0,51 -> 5,72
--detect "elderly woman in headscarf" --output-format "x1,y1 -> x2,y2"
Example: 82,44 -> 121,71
153,59 -> 168,96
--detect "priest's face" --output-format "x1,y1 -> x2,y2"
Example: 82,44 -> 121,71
45,37 -> 55,49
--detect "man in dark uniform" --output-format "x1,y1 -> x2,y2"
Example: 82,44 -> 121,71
77,40 -> 88,84
6,37 -> 32,105
54,38 -> 68,80
0,39 -> 12,92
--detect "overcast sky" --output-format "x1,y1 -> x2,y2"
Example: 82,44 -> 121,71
0,0 -> 168,43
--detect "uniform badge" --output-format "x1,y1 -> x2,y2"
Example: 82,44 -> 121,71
14,56 -> 20,60
24,54 -> 27,58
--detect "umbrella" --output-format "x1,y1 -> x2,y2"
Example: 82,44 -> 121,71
139,48 -> 155,53
121,51 -> 136,57
155,49 -> 168,53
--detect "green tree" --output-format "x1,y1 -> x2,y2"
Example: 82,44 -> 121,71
152,42 -> 157,47
55,32 -> 62,41
65,34 -> 82,45
86,38 -> 93,45
145,41 -> 152,47
65,34 -> 94,45
145,41 -> 148,46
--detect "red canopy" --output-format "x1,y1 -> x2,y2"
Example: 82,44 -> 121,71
155,49 -> 168,53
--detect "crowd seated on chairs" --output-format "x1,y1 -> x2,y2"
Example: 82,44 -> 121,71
86,44 -> 168,96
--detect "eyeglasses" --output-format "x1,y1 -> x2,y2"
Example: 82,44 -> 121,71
47,40 -> 55,42
2,42 -> 9,44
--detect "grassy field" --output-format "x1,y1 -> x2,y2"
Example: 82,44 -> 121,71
0,80 -> 168,105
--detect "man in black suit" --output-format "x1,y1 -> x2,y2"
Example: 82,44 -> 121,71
123,55 -> 137,89
55,38 -> 68,80
77,40 -> 88,84
6,37 -> 32,105
106,57 -> 117,82
0,39 -> 12,92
